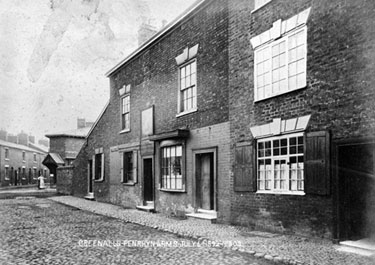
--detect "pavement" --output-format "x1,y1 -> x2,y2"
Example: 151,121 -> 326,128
48,195 -> 375,265
0,196 -> 273,265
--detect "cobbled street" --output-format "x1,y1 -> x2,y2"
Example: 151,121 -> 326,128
0,197 -> 274,265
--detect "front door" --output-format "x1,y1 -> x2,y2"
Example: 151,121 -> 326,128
143,158 -> 153,202
338,143 -> 375,240
196,153 -> 214,210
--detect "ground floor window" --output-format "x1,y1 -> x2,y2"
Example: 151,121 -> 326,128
122,151 -> 137,183
257,133 -> 304,193
161,145 -> 183,190
5,166 -> 9,180
94,152 -> 104,181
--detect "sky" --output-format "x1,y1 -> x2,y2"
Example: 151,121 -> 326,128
0,0 -> 196,142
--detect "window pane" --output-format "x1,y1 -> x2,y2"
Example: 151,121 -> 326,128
191,61 -> 196,73
186,64 -> 190,76
181,78 -> 186,89
297,73 -> 306,88
181,67 -> 185,78
191,73 -> 196,85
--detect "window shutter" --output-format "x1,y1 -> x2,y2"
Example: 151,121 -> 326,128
120,152 -> 124,182
101,153 -> 105,180
305,131 -> 330,195
133,150 -> 138,183
92,155 -> 96,180
234,144 -> 256,192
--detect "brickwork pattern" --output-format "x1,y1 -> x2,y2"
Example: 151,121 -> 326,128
56,166 -> 73,195
228,0 -> 375,238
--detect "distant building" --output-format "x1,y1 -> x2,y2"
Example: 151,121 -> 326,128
0,139 -> 49,187
43,118 -> 93,186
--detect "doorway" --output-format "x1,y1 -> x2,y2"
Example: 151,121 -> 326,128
88,160 -> 93,194
143,158 -> 153,202
338,142 -> 375,240
195,152 -> 215,211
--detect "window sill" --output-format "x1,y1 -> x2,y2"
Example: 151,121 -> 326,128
254,85 -> 307,103
159,188 -> 186,193
123,182 -> 136,186
256,190 -> 305,196
94,179 -> 104,183
119,129 -> 130,134
251,0 -> 273,13
176,108 -> 197,118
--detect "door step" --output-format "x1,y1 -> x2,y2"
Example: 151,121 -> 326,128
136,201 -> 155,212
337,238 -> 375,257
186,209 -> 217,223
84,193 -> 95,201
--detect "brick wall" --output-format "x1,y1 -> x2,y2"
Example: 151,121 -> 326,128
228,0 -> 375,238
56,165 -> 74,195
72,0 -> 230,208
155,122 -> 230,221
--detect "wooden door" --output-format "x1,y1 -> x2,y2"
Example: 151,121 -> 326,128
197,153 -> 214,210
143,158 -> 153,202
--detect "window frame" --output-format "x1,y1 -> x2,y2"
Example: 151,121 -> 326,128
121,151 -> 137,185
177,59 -> 197,116
160,144 -> 185,192
93,151 -> 104,182
22,151 -> 26,162
256,132 -> 305,195
4,165 -> 10,180
254,26 -> 307,102
120,86 -> 131,133
33,153 -> 37,163
5,148 -> 9,160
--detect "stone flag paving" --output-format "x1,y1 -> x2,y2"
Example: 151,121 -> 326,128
49,196 -> 375,265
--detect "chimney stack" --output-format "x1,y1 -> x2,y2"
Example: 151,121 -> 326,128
138,22 -> 157,46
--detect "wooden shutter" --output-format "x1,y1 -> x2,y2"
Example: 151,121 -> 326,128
234,144 -> 256,192
120,152 -> 124,183
133,150 -> 138,183
305,131 -> 330,195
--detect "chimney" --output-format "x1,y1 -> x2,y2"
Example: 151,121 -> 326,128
18,131 -> 28,146
138,22 -> 157,46
7,135 -> 18,144
28,135 -> 35,144
77,118 -> 86,129
0,129 -> 7,141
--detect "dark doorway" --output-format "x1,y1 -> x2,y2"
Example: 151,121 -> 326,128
143,158 -> 153,202
196,153 -> 214,210
14,170 -> 18,186
88,160 -> 93,193
338,143 -> 375,240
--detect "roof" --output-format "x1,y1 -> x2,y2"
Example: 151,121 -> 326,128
0,139 -> 46,154
105,0 -> 207,77
45,127 -> 91,139
29,142 -> 49,153
42,153 -> 65,166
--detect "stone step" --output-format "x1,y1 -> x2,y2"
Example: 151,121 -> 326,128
136,202 -> 155,213
185,210 -> 217,223
337,238 -> 375,257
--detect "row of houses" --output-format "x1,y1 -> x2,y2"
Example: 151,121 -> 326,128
68,0 -> 375,242
0,139 -> 49,186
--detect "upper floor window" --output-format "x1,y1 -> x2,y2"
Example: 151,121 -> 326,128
179,60 -> 197,113
161,145 -> 183,190
5,148 -> 9,160
257,133 -> 304,194
120,84 -> 131,132
4,166 -> 10,180
254,27 -> 306,101
22,151 -> 26,162
33,153 -> 37,162
254,0 -> 271,10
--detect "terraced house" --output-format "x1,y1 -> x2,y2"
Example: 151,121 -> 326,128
71,0 -> 375,242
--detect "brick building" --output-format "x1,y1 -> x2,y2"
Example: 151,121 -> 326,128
73,0 -> 231,221
0,139 -> 48,187
228,0 -> 375,241
71,0 -> 375,242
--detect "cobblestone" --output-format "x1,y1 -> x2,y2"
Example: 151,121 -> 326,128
0,197 -> 273,265
49,196 -> 375,265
